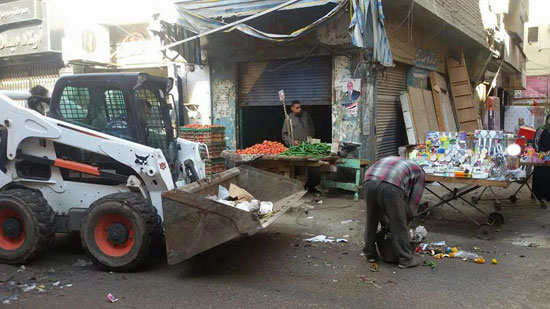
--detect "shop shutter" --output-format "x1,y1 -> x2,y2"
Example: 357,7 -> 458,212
238,56 -> 331,106
376,64 -> 408,159
0,62 -> 63,106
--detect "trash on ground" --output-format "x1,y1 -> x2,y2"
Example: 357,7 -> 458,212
423,260 -> 437,269
52,281 -> 60,286
491,258 -> 499,264
73,259 -> 93,267
22,283 -> 36,292
370,263 -> 379,272
474,257 -> 486,264
341,220 -> 353,224
17,265 -> 26,272
307,216 -> 314,219
303,235 -> 348,243
1,294 -> 18,305
410,225 -> 428,242
37,284 -> 46,292
107,293 -> 119,303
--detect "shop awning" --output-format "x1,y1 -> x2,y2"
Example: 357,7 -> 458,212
173,0 -> 341,19
152,0 -> 393,66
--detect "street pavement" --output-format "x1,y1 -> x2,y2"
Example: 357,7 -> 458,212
1,182 -> 550,308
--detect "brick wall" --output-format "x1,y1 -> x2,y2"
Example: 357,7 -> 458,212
414,0 -> 488,48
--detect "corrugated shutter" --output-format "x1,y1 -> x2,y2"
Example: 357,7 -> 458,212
376,64 -> 408,159
0,62 -> 62,106
238,56 -> 331,106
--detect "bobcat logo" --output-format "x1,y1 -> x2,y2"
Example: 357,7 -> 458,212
135,154 -> 150,166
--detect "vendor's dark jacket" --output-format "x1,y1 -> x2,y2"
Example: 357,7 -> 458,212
282,111 -> 315,146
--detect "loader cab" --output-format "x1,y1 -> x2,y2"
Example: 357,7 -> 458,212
48,73 -> 179,183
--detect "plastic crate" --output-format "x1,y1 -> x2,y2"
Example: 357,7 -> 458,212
206,142 -> 226,158
179,127 -> 225,144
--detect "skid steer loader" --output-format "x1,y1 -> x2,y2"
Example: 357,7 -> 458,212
0,73 -> 306,271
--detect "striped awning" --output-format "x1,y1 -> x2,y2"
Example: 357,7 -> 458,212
349,0 -> 393,67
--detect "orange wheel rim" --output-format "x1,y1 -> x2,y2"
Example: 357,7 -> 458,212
94,213 -> 135,257
0,208 -> 25,251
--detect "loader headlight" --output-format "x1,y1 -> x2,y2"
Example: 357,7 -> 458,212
199,144 -> 209,160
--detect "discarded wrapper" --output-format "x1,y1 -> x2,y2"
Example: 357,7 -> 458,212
107,293 -> 119,303
259,201 -> 274,215
229,183 -> 255,203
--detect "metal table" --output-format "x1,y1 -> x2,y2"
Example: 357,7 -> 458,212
472,161 -> 550,209
418,175 -> 511,240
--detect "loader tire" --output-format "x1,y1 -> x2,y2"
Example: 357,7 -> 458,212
0,188 -> 56,264
80,192 -> 160,272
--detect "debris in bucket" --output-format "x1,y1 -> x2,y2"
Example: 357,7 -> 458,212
107,293 -> 119,303
303,235 -> 348,243
209,185 -> 273,218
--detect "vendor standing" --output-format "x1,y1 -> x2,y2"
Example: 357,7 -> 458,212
363,157 -> 425,268
282,100 -> 315,146
533,114 -> 550,203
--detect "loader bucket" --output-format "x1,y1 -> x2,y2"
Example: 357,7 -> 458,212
161,165 -> 307,265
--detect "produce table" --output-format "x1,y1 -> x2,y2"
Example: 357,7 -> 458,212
419,174 -> 512,240
221,151 -> 340,184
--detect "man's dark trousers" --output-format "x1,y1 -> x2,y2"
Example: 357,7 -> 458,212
363,180 -> 413,264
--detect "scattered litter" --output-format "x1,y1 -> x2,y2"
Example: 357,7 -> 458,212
107,293 -> 119,303
474,257 -> 486,264
332,279 -> 338,283
1,294 -> 18,305
307,216 -> 314,219
341,220 -> 353,224
17,265 -> 26,272
410,226 -> 428,242
429,241 -> 446,246
370,263 -> 379,272
317,200 -> 323,204
52,281 -> 60,286
73,259 -> 93,267
22,283 -> 36,292
473,246 -> 481,251
343,235 -> 349,238
37,284 -> 46,292
303,235 -> 348,243
491,258 -> 498,265
423,260 -> 437,269
65,284 -> 72,288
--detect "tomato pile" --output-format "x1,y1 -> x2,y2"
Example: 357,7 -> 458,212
236,141 -> 288,155
183,124 -> 223,129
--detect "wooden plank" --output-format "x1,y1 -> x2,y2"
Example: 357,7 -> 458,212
422,89 -> 439,132
408,87 -> 430,145
446,53 -> 482,132
425,174 -> 510,188
430,72 -> 458,131
400,91 -> 417,145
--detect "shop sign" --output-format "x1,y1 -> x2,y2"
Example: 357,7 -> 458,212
0,0 -> 42,26
415,48 -> 437,71
0,24 -> 48,57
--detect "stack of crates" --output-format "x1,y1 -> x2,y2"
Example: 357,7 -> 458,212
179,125 -> 226,178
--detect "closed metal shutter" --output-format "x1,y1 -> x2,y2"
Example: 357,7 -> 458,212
0,62 -> 63,106
238,56 -> 331,106
376,64 -> 408,159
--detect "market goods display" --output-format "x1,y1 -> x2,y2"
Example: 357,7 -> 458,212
280,142 -> 331,157
236,141 -> 288,155
179,124 -> 227,177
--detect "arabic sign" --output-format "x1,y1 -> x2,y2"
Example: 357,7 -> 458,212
0,24 -> 49,57
0,0 -> 42,26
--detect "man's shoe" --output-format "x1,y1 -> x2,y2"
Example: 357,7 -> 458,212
398,258 -> 419,269
366,254 -> 377,263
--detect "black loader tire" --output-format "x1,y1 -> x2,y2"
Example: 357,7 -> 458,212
80,192 -> 160,272
0,188 -> 56,264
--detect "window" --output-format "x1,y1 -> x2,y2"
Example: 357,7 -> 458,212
528,27 -> 538,43
58,85 -> 132,139
59,86 -> 90,122
136,88 -> 169,153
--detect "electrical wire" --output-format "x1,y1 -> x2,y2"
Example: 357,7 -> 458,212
388,0 -> 415,35
266,44 -> 319,72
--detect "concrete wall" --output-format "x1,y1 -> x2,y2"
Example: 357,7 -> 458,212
185,65 -> 212,125
210,61 -> 238,149
524,25 -> 550,76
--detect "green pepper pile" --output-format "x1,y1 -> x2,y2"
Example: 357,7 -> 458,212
279,142 -> 331,157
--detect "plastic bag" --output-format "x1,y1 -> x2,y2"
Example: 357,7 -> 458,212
259,201 -> 273,215
218,185 -> 230,200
